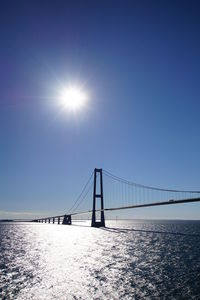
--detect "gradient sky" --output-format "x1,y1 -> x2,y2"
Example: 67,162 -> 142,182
0,0 -> 200,219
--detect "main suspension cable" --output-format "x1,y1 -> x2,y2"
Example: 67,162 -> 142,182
103,169 -> 200,193
68,171 -> 94,213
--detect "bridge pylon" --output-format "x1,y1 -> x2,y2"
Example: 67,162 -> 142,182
91,168 -> 105,227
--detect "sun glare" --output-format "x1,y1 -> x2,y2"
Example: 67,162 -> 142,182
59,86 -> 88,111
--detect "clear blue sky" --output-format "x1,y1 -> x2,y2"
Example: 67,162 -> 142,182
0,0 -> 200,219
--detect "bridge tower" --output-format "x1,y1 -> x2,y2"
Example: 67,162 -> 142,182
91,168 -> 105,227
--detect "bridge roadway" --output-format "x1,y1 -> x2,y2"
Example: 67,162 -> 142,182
2,197 -> 199,223
32,196 -> 200,223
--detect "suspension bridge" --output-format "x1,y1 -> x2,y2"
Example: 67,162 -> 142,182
32,168 -> 200,227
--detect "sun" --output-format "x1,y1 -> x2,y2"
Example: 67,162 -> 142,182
59,86 -> 88,111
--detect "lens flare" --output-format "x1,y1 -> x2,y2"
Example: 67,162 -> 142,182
59,86 -> 88,111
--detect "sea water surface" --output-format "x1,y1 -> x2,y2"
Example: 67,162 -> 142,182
0,220 -> 200,299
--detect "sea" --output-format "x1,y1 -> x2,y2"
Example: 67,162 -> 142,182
0,220 -> 200,300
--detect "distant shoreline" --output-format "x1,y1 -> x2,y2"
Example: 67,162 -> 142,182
1,218 -> 200,223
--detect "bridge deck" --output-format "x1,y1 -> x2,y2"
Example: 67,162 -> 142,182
21,197 -> 200,222
70,197 -> 200,216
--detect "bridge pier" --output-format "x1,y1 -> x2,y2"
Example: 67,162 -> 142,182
91,168 -> 105,227
62,214 -> 72,225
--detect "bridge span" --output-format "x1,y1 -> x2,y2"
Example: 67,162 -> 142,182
32,168 -> 200,227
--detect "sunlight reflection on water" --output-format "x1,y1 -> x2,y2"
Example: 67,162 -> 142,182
1,220 -> 200,299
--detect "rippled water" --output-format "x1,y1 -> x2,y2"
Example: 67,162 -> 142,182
1,220 -> 200,299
